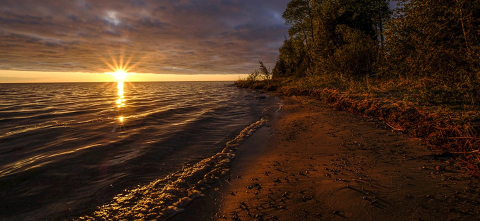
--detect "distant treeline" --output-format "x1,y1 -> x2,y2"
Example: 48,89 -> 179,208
249,0 -> 480,105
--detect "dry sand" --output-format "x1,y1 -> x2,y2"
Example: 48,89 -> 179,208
172,95 -> 480,221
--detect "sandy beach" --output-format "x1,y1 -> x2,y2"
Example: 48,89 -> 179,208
172,95 -> 480,221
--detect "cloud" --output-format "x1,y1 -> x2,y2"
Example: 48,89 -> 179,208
0,0 -> 290,75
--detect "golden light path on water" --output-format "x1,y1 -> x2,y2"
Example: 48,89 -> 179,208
102,52 -> 139,125
117,81 -> 126,123
105,70 -> 130,124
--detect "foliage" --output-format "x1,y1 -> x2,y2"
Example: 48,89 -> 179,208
247,70 -> 260,82
384,0 -> 480,104
273,0 -> 391,78
385,0 -> 480,77
256,0 -> 480,105
258,61 -> 272,80
236,61 -> 275,90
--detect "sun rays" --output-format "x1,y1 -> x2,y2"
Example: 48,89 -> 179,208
102,50 -> 142,82
104,62 -> 132,82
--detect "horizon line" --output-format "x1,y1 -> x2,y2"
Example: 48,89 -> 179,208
0,80 -> 239,84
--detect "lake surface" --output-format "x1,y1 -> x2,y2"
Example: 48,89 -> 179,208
0,82 -> 280,220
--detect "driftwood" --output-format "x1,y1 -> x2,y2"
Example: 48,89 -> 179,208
384,121 -> 404,131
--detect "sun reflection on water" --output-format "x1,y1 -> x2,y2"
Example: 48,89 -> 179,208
116,81 -> 126,108
102,52 -> 138,126
116,81 -> 126,124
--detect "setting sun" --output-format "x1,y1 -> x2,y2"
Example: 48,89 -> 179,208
109,70 -> 128,82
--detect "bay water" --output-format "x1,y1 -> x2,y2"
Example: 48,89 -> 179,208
0,82 -> 280,220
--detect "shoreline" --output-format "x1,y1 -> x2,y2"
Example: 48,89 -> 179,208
172,95 -> 480,220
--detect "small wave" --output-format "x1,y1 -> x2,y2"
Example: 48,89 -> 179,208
76,118 -> 266,220
0,143 -> 104,178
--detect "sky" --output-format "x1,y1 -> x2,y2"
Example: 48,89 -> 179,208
0,0 -> 398,83
0,0 -> 290,82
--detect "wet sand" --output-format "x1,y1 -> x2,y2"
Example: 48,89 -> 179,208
172,95 -> 480,221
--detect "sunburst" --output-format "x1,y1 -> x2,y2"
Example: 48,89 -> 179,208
102,51 -> 139,82
112,70 -> 128,81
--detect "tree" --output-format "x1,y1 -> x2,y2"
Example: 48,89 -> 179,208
247,70 -> 260,82
259,61 -> 272,80
281,0 -> 316,76
385,0 -> 480,83
273,0 -> 391,78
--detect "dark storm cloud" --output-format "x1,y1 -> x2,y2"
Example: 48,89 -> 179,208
0,0 -> 290,74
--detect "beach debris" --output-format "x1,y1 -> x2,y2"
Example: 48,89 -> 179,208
247,183 -> 262,190
231,212 -> 240,221
255,213 -> 264,220
302,196 -> 313,202
435,165 -> 444,172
